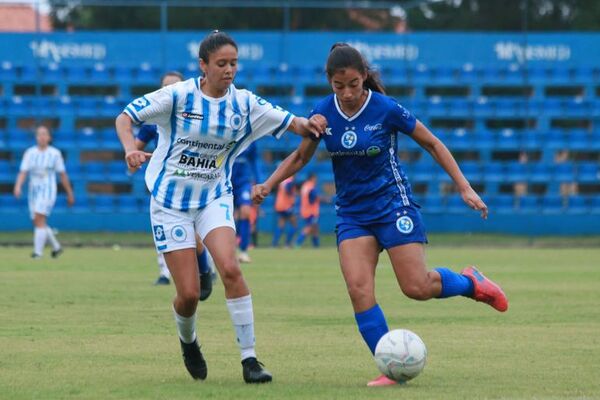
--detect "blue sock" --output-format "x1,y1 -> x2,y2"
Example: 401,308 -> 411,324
272,226 -> 282,247
354,304 -> 389,355
197,248 -> 209,274
296,232 -> 306,246
311,235 -> 320,247
435,267 -> 474,298
238,219 -> 250,251
285,225 -> 295,246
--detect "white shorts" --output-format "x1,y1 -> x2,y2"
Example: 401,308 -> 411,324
150,195 -> 236,253
29,198 -> 55,219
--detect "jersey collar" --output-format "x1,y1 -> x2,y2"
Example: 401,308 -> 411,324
334,89 -> 372,122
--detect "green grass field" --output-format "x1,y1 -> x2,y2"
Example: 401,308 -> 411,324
1,244 -> 599,399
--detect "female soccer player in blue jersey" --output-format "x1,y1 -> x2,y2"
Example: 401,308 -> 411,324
14,125 -> 75,258
253,43 -> 508,387
115,31 -> 326,384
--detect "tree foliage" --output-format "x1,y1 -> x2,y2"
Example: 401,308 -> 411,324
48,0 -> 600,31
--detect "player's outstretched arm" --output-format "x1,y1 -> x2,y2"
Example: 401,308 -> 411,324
252,137 -> 319,204
115,113 -> 152,171
287,114 -> 327,138
411,120 -> 488,219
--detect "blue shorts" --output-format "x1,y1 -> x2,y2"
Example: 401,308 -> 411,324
336,205 -> 428,249
303,215 -> 318,225
233,182 -> 252,208
277,210 -> 294,219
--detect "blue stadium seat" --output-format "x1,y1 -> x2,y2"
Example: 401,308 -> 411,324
76,97 -> 100,117
117,195 -> 139,212
448,129 -> 472,150
459,161 -> 481,182
541,195 -> 564,214
71,195 -> 89,213
553,162 -> 575,182
113,65 -> 133,83
83,162 -> 106,181
40,63 -> 62,82
482,163 -> 505,183
64,65 -> 89,83
7,128 -> 30,150
566,195 -> 588,214
521,130 -> 541,150
496,129 -> 520,150
476,129 -> 495,149
107,161 -> 129,182
421,195 -> 444,213
78,129 -> 100,149
54,195 -> 69,212
590,196 -> 600,214
135,63 -> 159,84
566,130 -> 590,150
577,162 -> 599,183
488,194 -> 515,214
516,195 -> 540,213
0,159 -> 14,182
0,194 -> 23,212
529,163 -> 552,183
52,130 -> 76,150
19,65 -> 37,82
91,194 -> 115,213
544,130 -> 566,149
446,194 -> 466,213
0,61 -> 17,81
90,63 -> 110,83
505,161 -> 528,183
64,160 -> 83,181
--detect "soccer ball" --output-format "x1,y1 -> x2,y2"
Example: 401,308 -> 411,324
374,329 -> 427,383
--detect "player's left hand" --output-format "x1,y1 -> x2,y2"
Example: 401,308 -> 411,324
460,186 -> 488,219
252,183 -> 271,205
67,193 -> 75,206
125,150 -> 152,170
307,114 -> 327,138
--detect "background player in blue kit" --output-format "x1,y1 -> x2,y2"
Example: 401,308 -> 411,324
133,71 -> 214,300
253,43 -> 508,387
231,142 -> 260,263
116,31 -> 326,384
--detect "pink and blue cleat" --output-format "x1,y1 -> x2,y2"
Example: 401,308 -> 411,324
462,266 -> 508,312
367,374 -> 398,387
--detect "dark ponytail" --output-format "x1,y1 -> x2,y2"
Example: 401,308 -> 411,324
326,42 -> 385,94
198,30 -> 238,64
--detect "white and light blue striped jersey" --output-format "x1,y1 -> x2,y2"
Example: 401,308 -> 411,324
123,78 -> 294,211
19,145 -> 65,203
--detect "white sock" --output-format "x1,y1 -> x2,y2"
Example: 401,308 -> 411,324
33,227 -> 47,256
173,306 -> 197,344
226,294 -> 256,360
157,253 -> 171,278
45,226 -> 60,251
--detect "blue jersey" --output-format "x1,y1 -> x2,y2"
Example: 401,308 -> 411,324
310,90 -> 417,223
136,124 -> 158,148
231,142 -> 260,188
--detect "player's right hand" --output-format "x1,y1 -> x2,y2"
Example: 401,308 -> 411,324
125,150 -> 152,170
252,183 -> 271,204
13,187 -> 21,199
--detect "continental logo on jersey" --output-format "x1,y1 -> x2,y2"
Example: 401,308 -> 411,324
182,112 -> 204,120
215,141 -> 237,168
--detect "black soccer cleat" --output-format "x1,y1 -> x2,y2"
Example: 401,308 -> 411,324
179,339 -> 207,380
51,248 -> 63,258
242,357 -> 272,384
199,271 -> 213,301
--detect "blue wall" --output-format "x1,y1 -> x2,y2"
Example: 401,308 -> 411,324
1,31 -> 596,67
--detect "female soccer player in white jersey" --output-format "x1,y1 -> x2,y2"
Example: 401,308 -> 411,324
13,125 -> 75,258
253,43 -> 508,386
115,31 -> 326,383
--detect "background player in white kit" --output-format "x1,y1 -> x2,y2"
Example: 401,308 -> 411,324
13,125 -> 75,258
115,31 -> 326,383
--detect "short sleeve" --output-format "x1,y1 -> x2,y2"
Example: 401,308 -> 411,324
19,149 -> 32,172
123,86 -> 173,126
54,150 -> 65,173
248,94 -> 294,140
388,100 -> 417,135
136,125 -> 158,144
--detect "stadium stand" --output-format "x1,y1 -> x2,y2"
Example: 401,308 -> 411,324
0,33 -> 599,233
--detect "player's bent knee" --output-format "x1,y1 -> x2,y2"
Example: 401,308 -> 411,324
400,284 -> 432,301
219,261 -> 243,285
